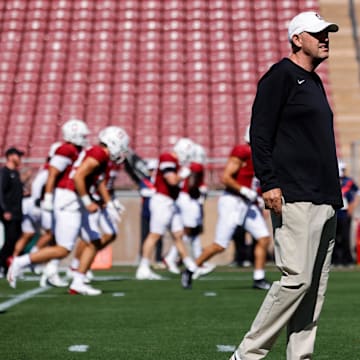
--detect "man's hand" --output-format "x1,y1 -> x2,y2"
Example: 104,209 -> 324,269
262,188 -> 283,215
85,202 -> 100,213
111,198 -> 126,215
106,201 -> 122,223
3,212 -> 12,221
81,194 -> 99,213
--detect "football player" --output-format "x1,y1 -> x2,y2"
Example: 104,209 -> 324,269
67,158 -> 122,284
193,126 -> 272,290
135,137 -> 198,288
164,144 -> 214,276
7,119 -> 89,288
68,126 -> 129,295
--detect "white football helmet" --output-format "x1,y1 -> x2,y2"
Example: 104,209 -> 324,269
173,137 -> 195,165
61,119 -> 89,147
193,144 -> 206,165
48,141 -> 62,158
98,126 -> 129,162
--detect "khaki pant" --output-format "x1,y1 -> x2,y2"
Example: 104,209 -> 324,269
236,202 -> 336,360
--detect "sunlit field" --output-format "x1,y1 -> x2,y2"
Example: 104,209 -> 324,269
1,266 -> 359,360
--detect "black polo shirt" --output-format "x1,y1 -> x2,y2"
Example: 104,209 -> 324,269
250,58 -> 343,208
0,166 -> 23,220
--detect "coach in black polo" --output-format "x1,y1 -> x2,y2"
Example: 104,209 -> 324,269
230,12 -> 343,360
0,147 -> 24,276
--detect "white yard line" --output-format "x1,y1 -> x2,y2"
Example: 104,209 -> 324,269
0,286 -> 50,312
0,273 -> 252,312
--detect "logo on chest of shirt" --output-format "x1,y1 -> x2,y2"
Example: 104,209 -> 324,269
297,79 -> 306,85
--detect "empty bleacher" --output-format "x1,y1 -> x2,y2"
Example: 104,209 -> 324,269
0,0 -> 337,187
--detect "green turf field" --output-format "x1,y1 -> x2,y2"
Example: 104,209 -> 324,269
0,266 -> 359,359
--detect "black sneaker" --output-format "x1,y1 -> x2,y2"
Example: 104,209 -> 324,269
253,278 -> 271,290
181,269 -> 193,289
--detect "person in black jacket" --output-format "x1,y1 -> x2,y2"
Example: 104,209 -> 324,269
0,147 -> 24,276
230,11 -> 343,360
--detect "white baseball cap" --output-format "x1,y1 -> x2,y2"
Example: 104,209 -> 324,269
288,11 -> 339,42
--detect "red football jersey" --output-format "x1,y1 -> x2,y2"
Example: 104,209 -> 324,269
155,152 -> 180,199
182,162 -> 205,194
230,144 -> 254,188
60,145 -> 110,192
50,142 -> 81,189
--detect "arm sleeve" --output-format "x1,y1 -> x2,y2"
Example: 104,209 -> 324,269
31,170 -> 48,201
250,66 -> 290,192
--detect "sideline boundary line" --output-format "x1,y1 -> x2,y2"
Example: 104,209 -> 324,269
0,286 -> 50,312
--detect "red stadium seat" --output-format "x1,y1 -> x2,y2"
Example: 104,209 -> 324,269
2,19 -> 25,31
164,0 -> 184,10
135,114 -> 159,127
49,8 -> 72,20
8,113 -> 33,125
186,93 -> 209,106
61,93 -> 86,106
34,113 -> 59,125
15,71 -> 41,83
13,93 -> 37,105
11,103 -> 35,115
112,82 -> 136,94
134,146 -> 159,159
62,82 -> 88,94
4,134 -> 31,148
5,1 -> 27,10
41,71 -> 64,83
134,124 -> 156,137
0,82 -> 15,94
161,113 -> 183,125
0,61 -> 17,73
28,0 -> 50,9
37,93 -> 61,105
162,93 -> 184,106
88,72 -> 112,83
42,60 -> 66,73
37,103 -> 60,115
29,145 -> 54,159
0,0 -> 337,187
31,123 -> 58,138
136,82 -> 161,94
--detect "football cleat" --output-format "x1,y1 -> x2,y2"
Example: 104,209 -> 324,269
69,283 -> 102,296
47,273 -> 69,288
135,266 -> 162,280
66,267 -> 76,279
253,278 -> 271,290
86,270 -> 94,280
67,268 -> 93,284
6,257 -> 23,288
193,262 -> 216,279
39,262 -> 68,288
181,269 -> 193,289
163,256 -> 180,274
